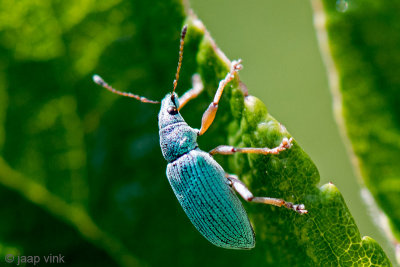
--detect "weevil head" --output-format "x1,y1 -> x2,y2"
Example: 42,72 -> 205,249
158,92 -> 185,129
158,92 -> 198,162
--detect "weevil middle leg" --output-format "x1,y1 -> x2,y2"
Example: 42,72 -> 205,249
225,174 -> 307,214
209,137 -> 293,156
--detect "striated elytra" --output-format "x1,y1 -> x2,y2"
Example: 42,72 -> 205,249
93,25 -> 307,249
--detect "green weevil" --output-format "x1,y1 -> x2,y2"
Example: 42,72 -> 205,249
93,25 -> 307,249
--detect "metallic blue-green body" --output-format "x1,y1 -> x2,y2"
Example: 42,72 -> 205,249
159,93 -> 255,249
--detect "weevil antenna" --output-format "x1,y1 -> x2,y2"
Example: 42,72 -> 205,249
92,74 -> 160,104
172,25 -> 188,94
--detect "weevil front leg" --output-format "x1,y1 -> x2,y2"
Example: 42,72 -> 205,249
210,137 -> 293,156
225,174 -> 307,214
198,60 -> 243,136
178,74 -> 204,110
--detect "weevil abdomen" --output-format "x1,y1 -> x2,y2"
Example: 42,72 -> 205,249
166,148 -> 255,249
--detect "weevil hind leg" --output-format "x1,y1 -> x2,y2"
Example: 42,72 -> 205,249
225,173 -> 307,214
178,74 -> 204,110
210,137 -> 293,156
198,60 -> 243,136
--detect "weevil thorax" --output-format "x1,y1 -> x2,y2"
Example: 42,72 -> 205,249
158,93 -> 198,162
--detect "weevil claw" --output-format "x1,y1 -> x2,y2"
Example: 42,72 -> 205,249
281,137 -> 293,149
231,59 -> 243,72
285,202 -> 308,214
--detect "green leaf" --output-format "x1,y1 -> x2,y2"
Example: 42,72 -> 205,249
190,16 -> 391,266
312,0 -> 400,256
0,0 -> 391,266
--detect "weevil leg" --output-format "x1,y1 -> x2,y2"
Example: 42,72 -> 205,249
210,137 -> 293,156
178,74 -> 204,110
198,60 -> 243,136
225,174 -> 307,214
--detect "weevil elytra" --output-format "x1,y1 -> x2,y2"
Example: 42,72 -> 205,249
93,25 -> 307,249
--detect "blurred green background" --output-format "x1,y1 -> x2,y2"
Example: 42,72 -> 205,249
0,0 -> 394,266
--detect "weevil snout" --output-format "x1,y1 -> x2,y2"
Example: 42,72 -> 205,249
158,93 -> 185,129
168,93 -> 180,111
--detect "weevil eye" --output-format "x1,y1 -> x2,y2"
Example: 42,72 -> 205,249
167,106 -> 178,115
